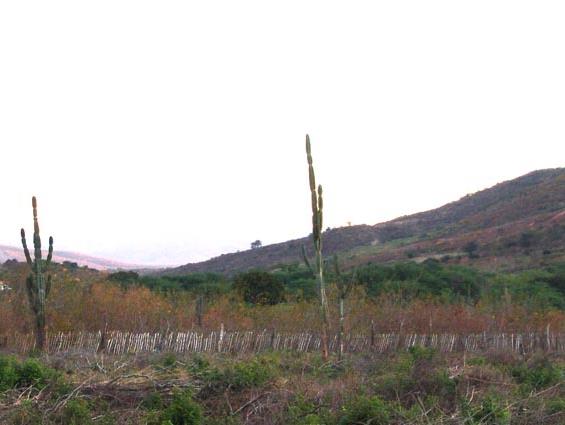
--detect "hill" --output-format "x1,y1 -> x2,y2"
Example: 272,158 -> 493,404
0,245 -> 145,271
161,168 -> 565,275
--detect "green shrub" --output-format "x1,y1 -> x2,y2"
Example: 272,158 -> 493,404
546,398 -> 565,415
192,357 -> 273,393
162,353 -> 178,369
338,395 -> 390,425
408,345 -> 436,363
17,358 -> 54,388
225,359 -> 272,390
142,391 -> 164,410
0,355 -> 55,390
0,355 -> 18,390
286,395 -> 332,425
465,395 -> 510,425
161,390 -> 202,425
511,357 -> 563,390
61,399 -> 93,425
467,356 -> 487,366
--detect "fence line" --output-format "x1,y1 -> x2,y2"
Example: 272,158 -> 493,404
1,331 -> 564,355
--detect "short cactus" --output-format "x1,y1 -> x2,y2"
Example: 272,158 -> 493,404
21,196 -> 53,351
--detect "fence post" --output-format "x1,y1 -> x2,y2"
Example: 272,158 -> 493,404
218,323 -> 225,353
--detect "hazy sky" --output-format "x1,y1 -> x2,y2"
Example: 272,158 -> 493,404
1,1 -> 564,266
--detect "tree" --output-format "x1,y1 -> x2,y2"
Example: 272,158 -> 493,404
463,241 -> 479,258
20,196 -> 53,351
233,270 -> 285,305
250,240 -> 262,250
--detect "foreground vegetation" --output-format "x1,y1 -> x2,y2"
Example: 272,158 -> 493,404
0,349 -> 563,424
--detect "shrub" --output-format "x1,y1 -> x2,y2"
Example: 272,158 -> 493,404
338,395 -> 390,425
0,355 -> 18,390
61,399 -> 93,425
511,357 -> 563,391
0,355 -> 55,390
17,358 -> 54,388
468,395 -> 510,425
546,398 -> 565,415
9,400 -> 42,425
160,390 -> 202,425
142,391 -> 164,410
224,359 -> 272,390
191,356 -> 273,394
233,270 -> 285,305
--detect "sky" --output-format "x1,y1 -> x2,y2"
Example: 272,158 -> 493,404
1,1 -> 564,266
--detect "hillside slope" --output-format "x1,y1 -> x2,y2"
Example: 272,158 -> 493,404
161,168 -> 565,275
0,245 -> 145,271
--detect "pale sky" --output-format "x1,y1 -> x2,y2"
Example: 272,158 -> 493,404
1,1 -> 564,266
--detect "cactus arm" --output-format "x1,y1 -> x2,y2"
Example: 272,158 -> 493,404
32,196 -> 42,261
301,245 -> 314,275
21,229 -> 33,266
46,236 -> 53,266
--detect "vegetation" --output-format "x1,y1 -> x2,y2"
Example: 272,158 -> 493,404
2,259 -> 565,335
0,351 -> 563,424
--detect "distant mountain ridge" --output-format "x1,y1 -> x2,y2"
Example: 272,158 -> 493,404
161,168 -> 565,275
0,245 -> 145,270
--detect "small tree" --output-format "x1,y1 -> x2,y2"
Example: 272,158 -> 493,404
250,240 -> 262,250
20,196 -> 53,351
233,270 -> 285,305
463,241 -> 479,259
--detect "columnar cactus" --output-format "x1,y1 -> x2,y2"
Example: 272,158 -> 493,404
21,196 -> 53,351
304,135 -> 330,359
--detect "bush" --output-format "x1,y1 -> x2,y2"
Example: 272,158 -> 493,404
189,356 -> 273,395
0,355 -> 55,390
61,399 -> 93,425
233,270 -> 285,305
161,390 -> 202,425
228,360 -> 271,389
511,357 -> 563,391
9,400 -> 42,425
468,395 -> 510,425
0,355 -> 18,390
142,391 -> 164,410
17,358 -> 54,388
338,395 -> 390,425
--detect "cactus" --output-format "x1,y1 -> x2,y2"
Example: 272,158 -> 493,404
304,135 -> 330,359
20,196 -> 53,351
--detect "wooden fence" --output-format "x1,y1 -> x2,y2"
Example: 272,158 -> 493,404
1,330 -> 564,355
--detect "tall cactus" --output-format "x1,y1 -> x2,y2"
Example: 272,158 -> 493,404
21,196 -> 53,351
304,135 -> 330,359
